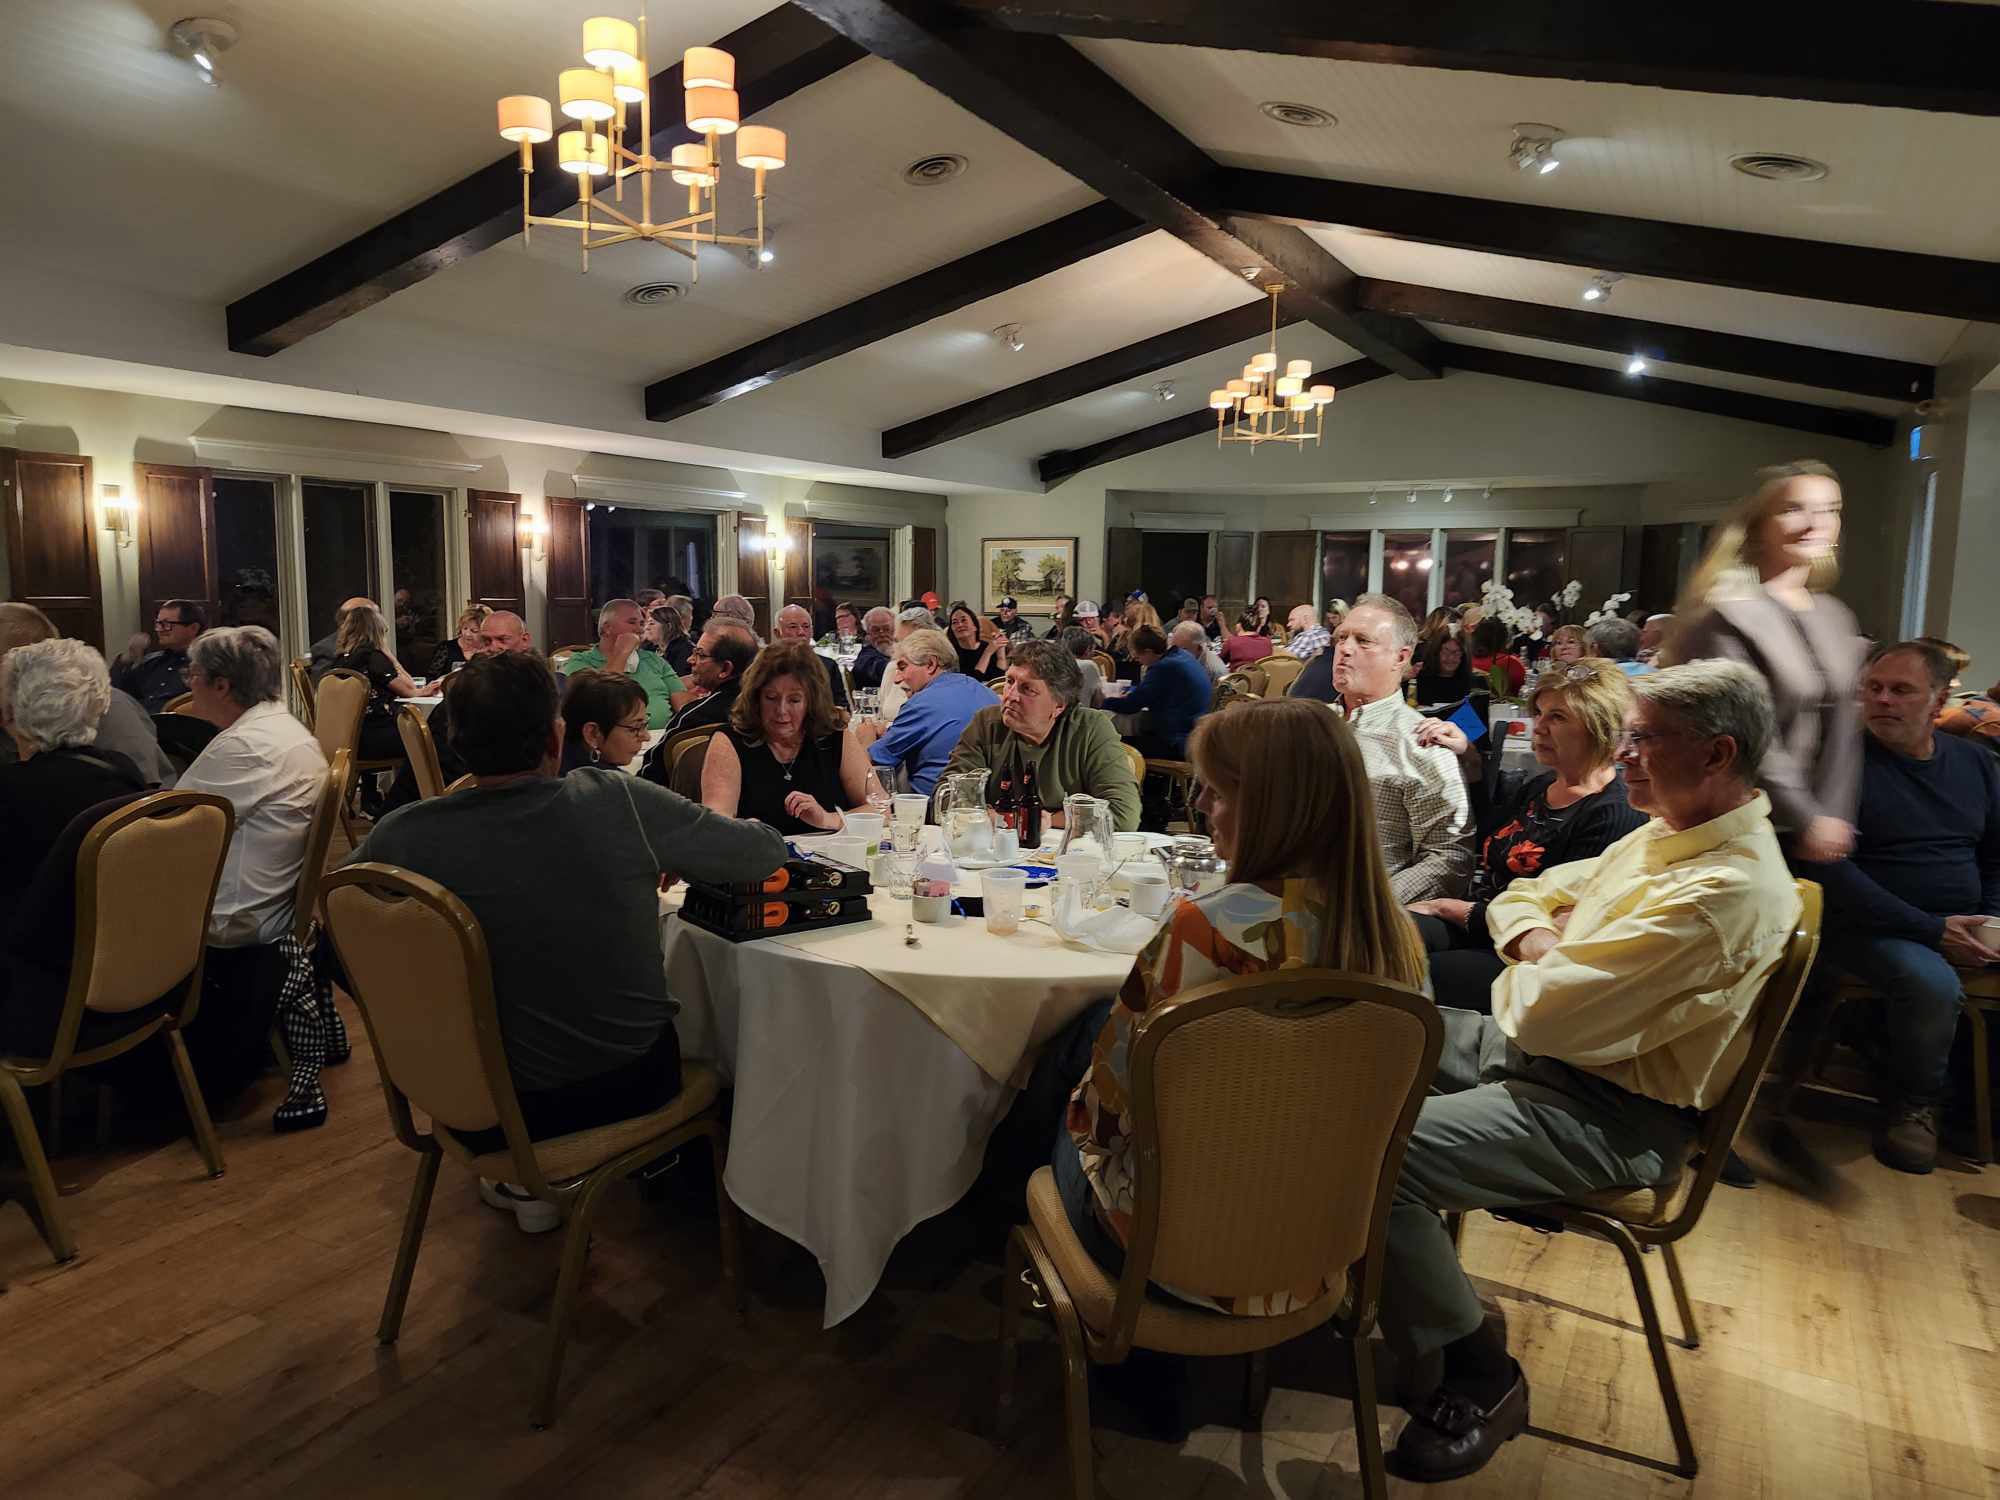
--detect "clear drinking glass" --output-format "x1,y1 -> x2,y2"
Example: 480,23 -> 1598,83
862,766 -> 894,821
980,868 -> 1027,934
891,792 -> 928,851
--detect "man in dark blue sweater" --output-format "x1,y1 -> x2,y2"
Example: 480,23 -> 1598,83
1812,640 -> 2000,1173
1114,624 -> 1213,831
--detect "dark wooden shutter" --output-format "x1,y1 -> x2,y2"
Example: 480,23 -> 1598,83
135,462 -> 217,629
6,450 -> 104,649
467,490 -> 524,618
545,497 -> 590,647
1214,530 -> 1252,620
784,516 -> 814,622
910,526 -> 938,599
735,511 -> 771,637
1103,526 -> 1142,606
1564,525 -> 1629,616
1255,529 -> 1317,614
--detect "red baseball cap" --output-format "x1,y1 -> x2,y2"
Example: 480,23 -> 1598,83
921,590 -> 940,607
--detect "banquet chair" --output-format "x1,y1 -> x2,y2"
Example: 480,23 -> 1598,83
396,706 -> 446,800
322,863 -> 742,1429
1237,663 -> 1270,697
666,725 -> 719,800
1212,672 -> 1261,710
1444,880 -> 1822,1479
269,750 -> 354,1077
161,691 -> 196,715
315,668 -> 399,839
1091,650 -> 1117,686
289,657 -> 317,730
998,968 -> 1442,1500
0,791 -> 234,1262
549,643 -> 593,672
444,773 -> 476,794
1257,655 -> 1305,697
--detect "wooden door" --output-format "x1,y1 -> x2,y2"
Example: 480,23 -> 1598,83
6,450 -> 103,648
1214,530 -> 1252,620
467,490 -> 524,618
911,526 -> 937,600
1564,525 -> 1628,617
735,511 -> 771,637
135,462 -> 217,628
1103,526 -> 1142,607
784,516 -> 814,624
1255,529 -> 1317,614
545,497 -> 590,647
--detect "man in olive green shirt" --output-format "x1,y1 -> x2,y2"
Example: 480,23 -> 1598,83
560,597 -> 683,730
945,639 -> 1141,831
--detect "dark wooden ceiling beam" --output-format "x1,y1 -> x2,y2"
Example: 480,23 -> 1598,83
1359,281 -> 1934,404
788,0 -> 1441,381
1227,170 -> 2000,325
644,201 -> 1146,421
1439,344 -> 1896,448
938,0 -> 2000,117
1038,358 -> 1391,488
882,301 -> 1276,458
226,7 -> 861,355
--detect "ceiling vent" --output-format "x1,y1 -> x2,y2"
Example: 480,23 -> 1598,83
902,153 -> 968,186
1260,100 -> 1336,129
622,281 -> 687,306
1730,152 -> 1828,183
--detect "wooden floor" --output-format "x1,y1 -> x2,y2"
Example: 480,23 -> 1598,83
2,1011 -> 1996,1500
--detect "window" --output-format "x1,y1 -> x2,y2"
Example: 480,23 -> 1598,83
1441,531 -> 1497,608
1380,531 -> 1433,620
212,476 -> 281,635
300,480 -> 374,642
1320,532 -> 1368,610
1900,471 -> 1937,639
388,489 -> 448,665
587,506 -> 717,612
1505,530 -> 1567,610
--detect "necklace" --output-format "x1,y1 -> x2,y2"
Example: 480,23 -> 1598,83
771,741 -> 802,783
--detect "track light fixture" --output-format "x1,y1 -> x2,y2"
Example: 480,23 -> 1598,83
1582,272 -> 1620,304
993,323 -> 1025,353
1509,123 -> 1564,176
1442,488 -> 1454,504
1625,355 -> 1649,376
1153,380 -> 1177,404
168,16 -> 238,85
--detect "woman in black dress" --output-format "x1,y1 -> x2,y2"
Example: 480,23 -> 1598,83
701,640 -> 869,835
1414,630 -> 1474,705
426,604 -> 489,680
946,602 -> 1008,682
326,602 -> 421,761
1407,658 -> 1646,1011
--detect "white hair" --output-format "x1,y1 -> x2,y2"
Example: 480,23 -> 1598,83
597,597 -> 639,631
1349,592 -> 1419,650
190,625 -> 285,708
1632,659 -> 1775,783
1168,620 -> 1209,652
895,627 -> 957,674
2,638 -> 110,752
863,606 -> 895,630
776,603 -> 812,624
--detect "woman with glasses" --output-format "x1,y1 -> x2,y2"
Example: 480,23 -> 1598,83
558,671 -> 652,775
1406,659 -> 1645,1010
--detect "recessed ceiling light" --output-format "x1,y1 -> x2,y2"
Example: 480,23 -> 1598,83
1625,356 -> 1649,376
902,153 -> 969,187
993,323 -> 1025,353
1259,100 -> 1336,129
1509,123 -> 1564,175
1730,152 -> 1829,184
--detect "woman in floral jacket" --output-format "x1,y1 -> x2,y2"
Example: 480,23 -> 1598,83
1407,659 -> 1645,1011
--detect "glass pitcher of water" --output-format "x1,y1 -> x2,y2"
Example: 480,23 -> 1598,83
1053,794 -> 1116,875
932,769 -> 995,861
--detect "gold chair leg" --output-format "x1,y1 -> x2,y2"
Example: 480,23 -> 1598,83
0,1072 -> 73,1263
996,1229 -> 1028,1443
164,1030 -> 224,1178
1047,1284 -> 1097,1500
706,1121 -> 745,1322
1595,1219 -> 1698,1478
1966,1003 -> 1992,1167
1345,1331 -> 1388,1500
1660,1241 -> 1700,1348
378,1147 -> 441,1344
532,1174 -> 608,1430
45,1074 -> 63,1160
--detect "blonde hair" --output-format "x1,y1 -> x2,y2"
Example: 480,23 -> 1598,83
454,604 -> 492,636
1527,658 -> 1632,770
1547,623 -> 1590,658
1673,460 -> 1842,624
1188,699 -> 1426,987
335,601 -> 388,656
729,640 -> 846,743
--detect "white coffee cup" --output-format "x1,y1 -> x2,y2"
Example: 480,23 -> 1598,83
993,827 -> 1021,861
1982,917 -> 2000,948
1126,866 -> 1170,918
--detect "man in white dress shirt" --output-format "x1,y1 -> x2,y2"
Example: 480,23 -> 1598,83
1330,594 -> 1473,901
179,626 -> 331,1127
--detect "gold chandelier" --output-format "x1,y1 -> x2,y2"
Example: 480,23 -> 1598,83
1208,286 -> 1337,447
494,11 -> 787,278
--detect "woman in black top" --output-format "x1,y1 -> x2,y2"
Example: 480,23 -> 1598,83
1414,630 -> 1474,705
701,640 -> 869,836
558,670 -> 651,776
1407,659 -> 1646,1012
947,602 -> 1008,682
426,604 -> 489,680
327,601 -> 420,760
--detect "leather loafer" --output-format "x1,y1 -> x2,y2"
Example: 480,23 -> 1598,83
1389,1363 -> 1530,1483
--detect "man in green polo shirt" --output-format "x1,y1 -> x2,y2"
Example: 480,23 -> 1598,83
560,597 -> 683,729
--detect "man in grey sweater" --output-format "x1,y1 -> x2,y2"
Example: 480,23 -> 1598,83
353,651 -> 785,1231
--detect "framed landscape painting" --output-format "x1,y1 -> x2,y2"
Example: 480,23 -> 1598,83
982,536 -> 1075,615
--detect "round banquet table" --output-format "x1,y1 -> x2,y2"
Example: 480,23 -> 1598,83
660,852 -> 1143,1327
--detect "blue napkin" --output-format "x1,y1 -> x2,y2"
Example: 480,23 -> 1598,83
1448,698 -> 1488,742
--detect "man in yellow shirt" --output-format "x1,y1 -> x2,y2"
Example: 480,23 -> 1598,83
1388,661 -> 1802,1483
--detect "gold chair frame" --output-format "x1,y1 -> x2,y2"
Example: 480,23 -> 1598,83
396,705 -> 446,800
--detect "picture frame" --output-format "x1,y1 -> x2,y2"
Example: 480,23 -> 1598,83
812,535 -> 891,607
982,536 -> 1075,616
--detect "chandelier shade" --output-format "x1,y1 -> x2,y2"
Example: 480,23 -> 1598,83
558,130 -> 610,175
582,17 -> 640,69
559,67 -> 616,121
683,46 -> 735,89
1210,285 -> 1338,450
611,58 -> 646,103
497,95 -> 553,143
685,86 -> 740,133
670,142 -> 716,185
735,125 -> 786,170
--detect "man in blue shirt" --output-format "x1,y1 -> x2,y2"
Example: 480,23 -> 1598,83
864,628 -> 998,796
1808,640 -> 2000,1174
1117,624 -> 1212,831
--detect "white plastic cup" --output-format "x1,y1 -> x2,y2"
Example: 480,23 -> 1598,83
981,868 -> 1028,934
891,793 -> 928,844
823,837 -> 866,871
1127,866 -> 1171,918
843,812 -> 885,855
993,827 -> 1020,861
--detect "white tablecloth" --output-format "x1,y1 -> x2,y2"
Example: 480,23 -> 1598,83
661,883 -> 1133,1327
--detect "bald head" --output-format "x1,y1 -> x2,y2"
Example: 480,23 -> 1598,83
476,611 -> 533,655
0,602 -> 58,658
712,594 -> 755,627
1286,604 -> 1316,634
775,604 -> 814,641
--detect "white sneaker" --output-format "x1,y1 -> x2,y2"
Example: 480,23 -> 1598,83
478,1177 -> 561,1234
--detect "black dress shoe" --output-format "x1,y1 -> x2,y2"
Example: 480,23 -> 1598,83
1389,1364 -> 1529,1483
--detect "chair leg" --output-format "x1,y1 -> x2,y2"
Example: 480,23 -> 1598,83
1346,1332 -> 1389,1500
996,1229 -> 1028,1443
1242,1348 -> 1271,1429
378,1147 -> 441,1344
1044,1278 -> 1098,1500
0,1072 -> 73,1263
532,1175 -> 608,1430
45,1074 -> 63,1160
1966,1003 -> 1992,1167
1660,1241 -> 1700,1348
1596,1220 -> 1698,1478
163,1030 -> 225,1178
706,1122 -> 745,1322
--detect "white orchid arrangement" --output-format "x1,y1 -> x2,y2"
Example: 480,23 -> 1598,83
1584,590 -> 1634,628
1478,580 -> 1542,641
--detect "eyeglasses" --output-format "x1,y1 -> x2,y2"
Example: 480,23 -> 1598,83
614,717 -> 648,734
154,618 -> 186,630
1616,726 -> 1685,750
688,647 -> 712,662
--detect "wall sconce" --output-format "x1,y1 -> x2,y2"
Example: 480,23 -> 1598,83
101,484 -> 138,548
519,511 -> 549,561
